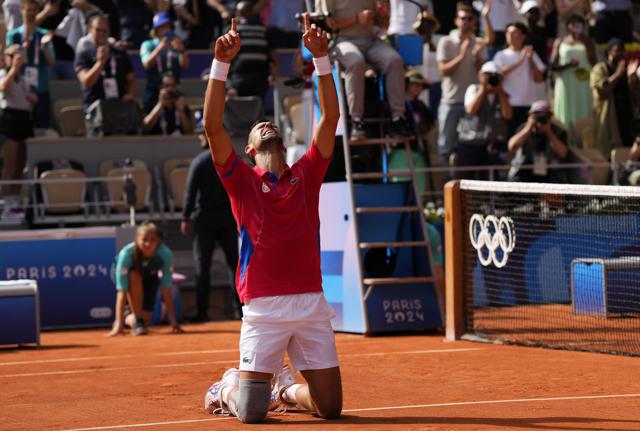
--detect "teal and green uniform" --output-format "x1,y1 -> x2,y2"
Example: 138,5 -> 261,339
115,242 -> 173,311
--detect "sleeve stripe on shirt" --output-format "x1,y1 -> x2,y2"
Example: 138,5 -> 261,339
221,157 -> 239,178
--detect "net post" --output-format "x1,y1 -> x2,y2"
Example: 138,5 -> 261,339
444,180 -> 464,341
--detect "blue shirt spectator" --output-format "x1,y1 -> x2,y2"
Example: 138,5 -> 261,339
140,12 -> 189,112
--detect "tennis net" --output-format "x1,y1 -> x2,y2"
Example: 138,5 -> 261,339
445,180 -> 640,356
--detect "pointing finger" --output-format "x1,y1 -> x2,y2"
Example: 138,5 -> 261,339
304,13 -> 310,32
231,17 -> 237,34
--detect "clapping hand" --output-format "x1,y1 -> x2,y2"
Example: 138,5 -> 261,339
214,18 -> 241,63
302,13 -> 329,58
472,39 -> 485,61
482,0 -> 493,18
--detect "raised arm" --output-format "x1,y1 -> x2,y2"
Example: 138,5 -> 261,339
203,19 -> 240,166
303,14 -> 339,159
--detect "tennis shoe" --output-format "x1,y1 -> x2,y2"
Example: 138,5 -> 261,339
270,365 -> 298,412
130,318 -> 147,336
204,368 -> 239,415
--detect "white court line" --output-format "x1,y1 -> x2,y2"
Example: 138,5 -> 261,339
0,348 -> 482,379
57,393 -> 640,431
0,360 -> 238,378
343,348 -> 481,357
0,349 -> 238,366
156,349 -> 237,356
0,355 -> 134,367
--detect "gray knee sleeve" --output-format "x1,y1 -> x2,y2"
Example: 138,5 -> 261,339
237,379 -> 271,423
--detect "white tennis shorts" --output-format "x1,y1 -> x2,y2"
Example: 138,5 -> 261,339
238,292 -> 339,374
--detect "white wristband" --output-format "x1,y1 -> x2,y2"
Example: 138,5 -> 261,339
313,56 -> 331,76
209,59 -> 230,81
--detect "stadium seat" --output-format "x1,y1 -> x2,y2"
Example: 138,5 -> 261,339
163,158 -> 192,184
282,95 -> 302,117
39,169 -> 87,214
611,147 -> 631,166
571,147 -> 608,185
58,105 -> 86,137
288,103 -> 305,145
168,167 -> 189,211
103,165 -> 152,212
163,158 -> 192,212
53,97 -> 82,120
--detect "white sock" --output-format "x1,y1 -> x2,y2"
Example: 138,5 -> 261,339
283,384 -> 303,404
222,387 -> 239,416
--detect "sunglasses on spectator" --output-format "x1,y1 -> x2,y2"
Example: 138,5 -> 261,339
457,15 -> 475,21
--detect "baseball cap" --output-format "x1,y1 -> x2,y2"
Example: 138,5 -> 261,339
479,61 -> 500,75
153,12 -> 172,29
520,0 -> 540,14
529,100 -> 551,114
405,70 -> 429,86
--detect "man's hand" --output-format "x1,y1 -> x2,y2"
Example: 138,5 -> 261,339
175,95 -> 186,111
27,92 -> 38,106
171,37 -> 185,53
159,36 -> 170,52
96,45 -> 109,65
460,38 -> 471,56
41,31 -> 54,46
180,219 -> 192,236
158,88 -> 172,107
214,18 -> 241,63
472,39 -> 484,61
523,45 -> 534,62
482,0 -> 492,18
303,13 -> 329,58
12,52 -> 25,70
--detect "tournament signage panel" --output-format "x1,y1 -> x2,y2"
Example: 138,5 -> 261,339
0,228 -> 117,328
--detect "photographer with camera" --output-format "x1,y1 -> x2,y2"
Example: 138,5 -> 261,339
508,100 -> 570,183
140,11 -> 188,113
143,71 -> 193,135
456,61 -> 511,180
493,22 -> 545,137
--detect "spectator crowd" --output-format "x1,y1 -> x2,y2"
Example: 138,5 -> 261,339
4,0 -> 640,221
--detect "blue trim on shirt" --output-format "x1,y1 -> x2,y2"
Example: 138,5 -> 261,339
239,226 -> 254,284
222,157 -> 239,178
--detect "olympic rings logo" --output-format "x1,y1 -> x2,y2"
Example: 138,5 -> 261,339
469,214 -> 516,268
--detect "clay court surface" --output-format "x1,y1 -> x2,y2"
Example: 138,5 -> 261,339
2,321 -> 640,431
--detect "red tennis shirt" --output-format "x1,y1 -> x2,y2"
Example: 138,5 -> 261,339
215,142 -> 332,302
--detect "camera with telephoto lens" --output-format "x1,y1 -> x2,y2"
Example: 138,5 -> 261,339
295,12 -> 333,33
487,73 -> 501,87
167,90 -> 182,101
535,113 -> 549,125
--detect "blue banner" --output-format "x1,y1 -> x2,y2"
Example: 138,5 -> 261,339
0,237 -> 116,328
